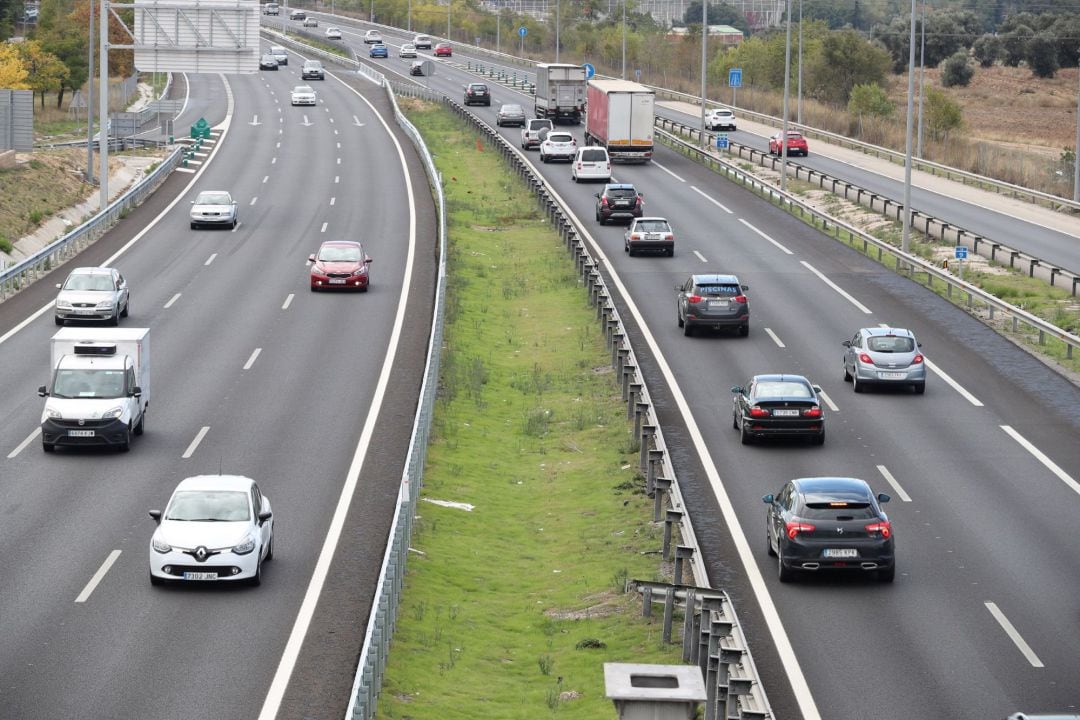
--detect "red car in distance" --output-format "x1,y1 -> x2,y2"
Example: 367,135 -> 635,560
309,241 -> 372,291
434,42 -> 452,57
769,130 -> 808,157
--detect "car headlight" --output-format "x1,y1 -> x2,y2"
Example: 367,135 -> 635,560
352,266 -> 368,276
45,406 -> 63,419
311,264 -> 325,275
96,301 -> 114,310
56,300 -> 73,310
102,406 -> 124,419
152,536 -> 172,553
233,534 -> 256,555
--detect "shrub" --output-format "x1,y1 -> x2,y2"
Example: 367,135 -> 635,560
0,235 -> 12,253
972,34 -> 1002,67
1027,30 -> 1060,78
941,52 -> 974,87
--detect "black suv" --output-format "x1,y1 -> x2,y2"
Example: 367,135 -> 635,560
463,83 -> 490,106
595,183 -> 643,224
301,60 -> 325,80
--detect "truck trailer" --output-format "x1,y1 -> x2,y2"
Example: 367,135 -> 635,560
534,63 -> 587,124
584,79 -> 655,163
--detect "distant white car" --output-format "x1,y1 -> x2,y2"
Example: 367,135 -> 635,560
325,26 -> 342,40
54,266 -> 129,326
302,15 -> 318,27
539,131 -> 577,163
705,107 -> 736,131
149,475 -> 274,586
290,84 -> 316,106
399,43 -> 417,58
268,44 -> 288,65
413,33 -> 432,49
190,190 -> 238,229
571,146 -> 611,182
363,29 -> 382,44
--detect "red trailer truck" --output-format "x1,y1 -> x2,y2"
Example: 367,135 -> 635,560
585,79 -> 655,163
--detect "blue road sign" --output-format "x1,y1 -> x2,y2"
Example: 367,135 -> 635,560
728,68 -> 742,88
583,63 -> 595,79
519,26 -> 527,38
954,246 -> 968,260
716,135 -> 729,150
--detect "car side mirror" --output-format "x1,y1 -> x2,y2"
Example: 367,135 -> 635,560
38,385 -> 48,397
258,510 -> 273,523
812,385 -> 822,393
741,285 -> 749,291
877,493 -> 891,504
364,257 -> 373,264
55,283 -> 62,289
762,494 -> 774,504
308,254 -> 316,263
149,509 -> 162,523
131,386 -> 142,398
730,386 -> 742,394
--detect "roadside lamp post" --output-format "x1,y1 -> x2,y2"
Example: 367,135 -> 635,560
86,0 -> 95,182
621,0 -> 626,79
780,0 -> 792,192
699,0 -> 707,149
902,0 -> 917,254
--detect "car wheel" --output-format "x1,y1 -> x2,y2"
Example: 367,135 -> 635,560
766,526 -> 777,556
150,571 -> 165,587
878,564 -> 895,582
134,410 -> 145,436
843,363 -> 851,381
812,429 -> 825,446
118,425 -> 132,452
913,383 -> 925,395
191,222 -> 198,229
677,310 -> 684,328
739,325 -> 749,337
667,247 -> 675,257
54,316 -> 64,326
111,307 -> 120,326
265,533 -> 274,561
248,558 -> 263,587
732,410 -> 739,430
121,299 -> 129,318
232,217 -> 238,229
778,545 -> 796,583
853,374 -> 864,393
683,321 -> 693,337
740,420 -> 752,445
42,440 -> 55,453
596,211 -> 603,224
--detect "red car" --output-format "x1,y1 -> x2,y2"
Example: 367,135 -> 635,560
769,130 -> 808,157
308,241 -> 372,291
434,42 -> 452,57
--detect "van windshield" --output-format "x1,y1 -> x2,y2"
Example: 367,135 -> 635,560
52,368 -> 126,399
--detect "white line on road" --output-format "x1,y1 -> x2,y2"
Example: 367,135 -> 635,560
690,186 -> 733,213
320,222 -> 328,233
243,348 -> 262,370
739,219 -> 793,255
282,293 -> 295,310
182,426 -> 210,459
330,197 -> 336,206
250,197 -> 258,205
876,464 -> 911,502
262,175 -> 269,184
174,167 -> 195,174
818,390 -> 839,412
763,327 -> 785,348
75,550 -> 121,603
693,250 -> 707,262
985,602 -> 1044,668
164,293 -> 181,309
336,142 -> 341,149
336,157 -> 341,165
334,175 -> 339,184
204,253 -> 217,266
7,427 -> 41,459
276,141 -> 281,149
1000,425 -> 1080,497
922,358 -> 983,407
652,160 -> 685,183
800,261 -> 873,314
271,157 -> 277,164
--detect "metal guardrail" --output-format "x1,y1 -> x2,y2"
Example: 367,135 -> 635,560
0,145 -> 184,302
654,126 -> 1080,360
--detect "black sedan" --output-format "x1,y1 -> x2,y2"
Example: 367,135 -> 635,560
763,477 -> 895,583
259,54 -> 279,70
731,374 -> 824,445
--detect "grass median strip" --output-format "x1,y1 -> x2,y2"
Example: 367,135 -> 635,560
378,101 -> 685,718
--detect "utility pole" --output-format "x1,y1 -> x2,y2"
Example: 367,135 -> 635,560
902,0 -> 917,254
555,0 -> 559,62
447,0 -> 450,40
796,0 -> 802,125
916,1 -> 926,158
780,0 -> 792,192
1074,54 -> 1080,201
621,0 -> 626,79
699,0 -> 707,148
86,0 -> 94,182
98,0 -> 108,212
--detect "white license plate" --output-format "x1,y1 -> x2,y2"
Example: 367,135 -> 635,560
183,571 -> 218,581
708,300 -> 729,308
824,548 -> 858,558
773,409 -> 799,417
75,308 -> 98,315
645,233 -> 661,239
328,278 -> 347,284
67,429 -> 95,437
879,372 -> 906,379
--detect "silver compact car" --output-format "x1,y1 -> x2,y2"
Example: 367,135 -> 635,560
842,327 -> 925,394
676,273 -> 749,337
54,266 -> 129,326
190,190 -> 238,229
291,84 -> 316,106
496,103 -> 527,127
539,131 -> 577,162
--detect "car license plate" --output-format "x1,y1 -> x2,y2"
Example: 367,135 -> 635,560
823,548 -> 858,558
773,409 -> 799,417
183,571 -> 218,580
75,308 -> 97,315
879,372 -> 906,379
329,278 -> 346,284
646,233 -> 661,239
67,429 -> 95,437
708,299 -> 729,308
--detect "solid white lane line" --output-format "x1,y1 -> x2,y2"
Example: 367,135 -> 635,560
7,428 -> 41,459
739,218 -> 793,255
330,197 -> 336,206
817,390 -> 839,412
336,157 -> 341,165
800,261 -> 873,314
876,464 -> 911,502
263,175 -> 269,184
164,293 -> 181,308
276,141 -> 281,148
763,327 -> 785,348
75,550 -> 121,603
1000,425 -> 1080,498
182,426 -> 210,459
693,250 -> 708,262
320,222 -> 328,233
922,358 -> 983,407
336,142 -> 341,149
282,293 -> 295,310
243,348 -> 262,370
250,197 -> 258,205
985,602 -> 1044,668
652,160 -> 685,183
204,253 -> 217,266
690,185 -> 733,213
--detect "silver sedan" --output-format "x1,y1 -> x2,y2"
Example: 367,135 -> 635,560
54,266 -> 129,326
496,103 -> 527,127
190,190 -> 238,229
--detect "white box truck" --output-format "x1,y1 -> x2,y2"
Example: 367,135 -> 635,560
585,78 -> 655,163
534,63 -> 587,124
38,328 -> 150,452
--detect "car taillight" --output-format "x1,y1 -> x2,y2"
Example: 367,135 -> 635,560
786,520 -> 815,539
801,406 -> 822,418
635,196 -> 642,206
601,197 -> 609,206
749,406 -> 770,418
630,233 -> 641,241
913,354 -> 924,364
734,294 -> 746,303
859,352 -> 873,364
865,521 -> 891,539
687,294 -> 702,304
663,234 -> 673,241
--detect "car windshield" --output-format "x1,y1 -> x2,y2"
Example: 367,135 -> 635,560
294,86 -> 313,93
51,368 -> 125,399
196,192 -> 231,205
799,500 -> 875,520
786,132 -> 803,139
867,335 -> 915,352
547,133 -> 573,143
606,187 -> 636,198
270,47 -> 284,54
530,120 -> 552,130
64,274 -> 113,291
318,245 -> 362,262
696,284 -> 740,297
166,490 -> 250,522
634,220 -> 670,232
580,149 -> 607,161
754,381 -> 812,399
502,105 -> 523,113
305,62 -> 321,69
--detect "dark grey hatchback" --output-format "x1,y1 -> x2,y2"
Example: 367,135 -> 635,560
676,273 -> 748,336
763,477 -> 895,583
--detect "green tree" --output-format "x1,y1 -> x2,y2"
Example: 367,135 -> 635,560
972,34 -> 1002,67
15,39 -> 67,106
847,81 -> 893,134
924,86 -> 963,141
35,0 -> 88,107
1001,25 -> 1033,67
1026,30 -> 1060,78
941,51 -> 974,87
682,1 -> 749,36
804,27 -> 890,105
0,40 -> 30,86
1050,14 -> 1080,68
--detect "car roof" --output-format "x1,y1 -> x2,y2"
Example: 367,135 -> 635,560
634,216 -> 667,222
751,373 -> 811,384
603,183 -> 636,191
69,266 -> 115,276
692,273 -> 740,285
862,326 -> 915,338
791,477 -> 874,497
320,240 -> 364,249
174,474 -> 256,493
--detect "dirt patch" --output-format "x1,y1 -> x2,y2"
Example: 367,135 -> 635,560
544,590 -> 623,620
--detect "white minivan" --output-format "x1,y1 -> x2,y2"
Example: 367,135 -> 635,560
571,146 -> 611,183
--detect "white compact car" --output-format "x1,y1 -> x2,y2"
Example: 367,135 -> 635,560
705,107 -> 736,131
571,146 -> 611,182
539,131 -> 577,163
413,33 -> 432,49
190,190 -> 238,229
268,44 -> 288,65
149,475 -> 274,586
325,26 -> 342,40
291,84 -> 317,106
363,29 -> 382,44
54,266 -> 129,326
399,43 -> 417,58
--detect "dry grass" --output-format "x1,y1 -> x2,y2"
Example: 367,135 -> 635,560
0,150 -> 95,250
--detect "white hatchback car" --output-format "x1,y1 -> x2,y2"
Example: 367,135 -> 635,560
399,43 -> 417,58
571,146 -> 611,182
705,107 -> 736,131
291,84 -> 317,106
325,26 -> 342,40
364,29 -> 382,44
149,475 -> 274,586
539,131 -> 577,163
54,266 -> 129,326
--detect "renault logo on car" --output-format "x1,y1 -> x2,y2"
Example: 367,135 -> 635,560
195,546 -> 208,561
